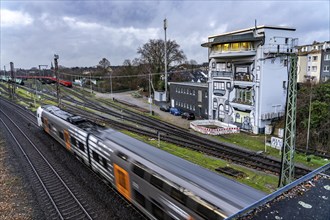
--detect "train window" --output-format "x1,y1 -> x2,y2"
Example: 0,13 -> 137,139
102,157 -> 108,169
170,188 -> 187,205
195,204 -> 217,219
59,131 -> 64,140
70,137 -> 77,146
151,200 -> 165,220
150,175 -> 164,191
92,151 -> 100,163
132,164 -> 145,179
78,141 -> 85,152
134,189 -> 146,208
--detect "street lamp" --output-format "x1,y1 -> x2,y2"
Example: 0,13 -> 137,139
164,18 -> 168,100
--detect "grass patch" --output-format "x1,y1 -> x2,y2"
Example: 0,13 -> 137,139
122,130 -> 278,193
214,132 -> 328,169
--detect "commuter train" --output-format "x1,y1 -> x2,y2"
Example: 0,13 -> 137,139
37,105 -> 265,220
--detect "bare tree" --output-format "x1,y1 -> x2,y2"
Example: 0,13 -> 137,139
137,39 -> 186,73
98,58 -> 111,74
137,39 -> 186,90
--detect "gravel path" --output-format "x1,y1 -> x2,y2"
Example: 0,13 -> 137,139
0,132 -> 42,220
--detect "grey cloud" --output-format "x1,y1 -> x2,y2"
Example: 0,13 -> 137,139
1,1 -> 329,69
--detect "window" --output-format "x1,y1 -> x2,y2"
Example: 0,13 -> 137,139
325,54 -> 330,61
70,136 -> 77,146
134,190 -> 146,208
213,82 -> 225,90
151,201 -> 165,220
226,82 -> 231,89
150,175 -> 164,190
198,90 -> 202,102
102,157 -> 108,169
205,108 -> 208,115
195,204 -> 217,219
204,91 -> 208,98
231,42 -> 240,51
223,43 -> 230,51
241,42 -> 251,51
225,104 -> 229,111
213,99 -> 218,109
59,131 -> 64,140
133,164 -> 145,178
78,141 -> 85,152
324,65 -> 329,72
193,90 -> 196,95
308,56 -> 311,61
312,66 -> 317,72
307,66 -> 311,71
92,150 -> 100,163
170,188 -> 187,205
313,56 -> 318,61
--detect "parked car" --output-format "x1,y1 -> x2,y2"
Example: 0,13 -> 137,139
159,104 -> 170,112
181,112 -> 195,120
170,107 -> 182,116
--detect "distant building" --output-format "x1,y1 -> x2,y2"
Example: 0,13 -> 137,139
169,82 -> 208,118
202,25 -> 297,134
297,41 -> 330,83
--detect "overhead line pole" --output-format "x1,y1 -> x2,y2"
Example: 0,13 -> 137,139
279,54 -> 298,187
54,54 -> 60,106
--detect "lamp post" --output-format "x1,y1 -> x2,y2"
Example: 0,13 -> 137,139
164,18 -> 168,100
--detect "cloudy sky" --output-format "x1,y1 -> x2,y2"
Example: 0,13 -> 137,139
1,0 -> 329,69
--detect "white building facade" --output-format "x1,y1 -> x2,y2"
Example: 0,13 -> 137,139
202,26 -> 297,134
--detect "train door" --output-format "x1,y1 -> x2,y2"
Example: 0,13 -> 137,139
114,164 -> 131,201
44,118 -> 49,133
64,130 -> 71,151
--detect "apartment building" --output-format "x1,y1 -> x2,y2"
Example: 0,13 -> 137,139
297,41 -> 330,83
202,25 -> 297,134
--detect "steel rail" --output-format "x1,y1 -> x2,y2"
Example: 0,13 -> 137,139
0,109 -> 93,220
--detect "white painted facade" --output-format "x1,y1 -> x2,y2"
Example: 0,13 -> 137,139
202,26 -> 297,134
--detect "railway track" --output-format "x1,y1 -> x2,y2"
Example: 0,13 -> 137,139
60,88 -> 312,177
1,85 -> 314,178
0,108 -> 95,220
61,99 -> 312,178
0,97 -> 147,220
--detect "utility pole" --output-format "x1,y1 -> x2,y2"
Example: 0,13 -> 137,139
9,62 -> 15,99
164,18 -> 168,101
279,55 -> 298,187
149,73 -> 152,115
54,54 -> 60,106
109,71 -> 113,99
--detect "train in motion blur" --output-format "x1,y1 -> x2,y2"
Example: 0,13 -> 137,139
37,105 -> 265,219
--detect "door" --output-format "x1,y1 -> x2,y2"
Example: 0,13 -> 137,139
44,118 -> 49,133
64,130 -> 71,151
114,164 -> 131,201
